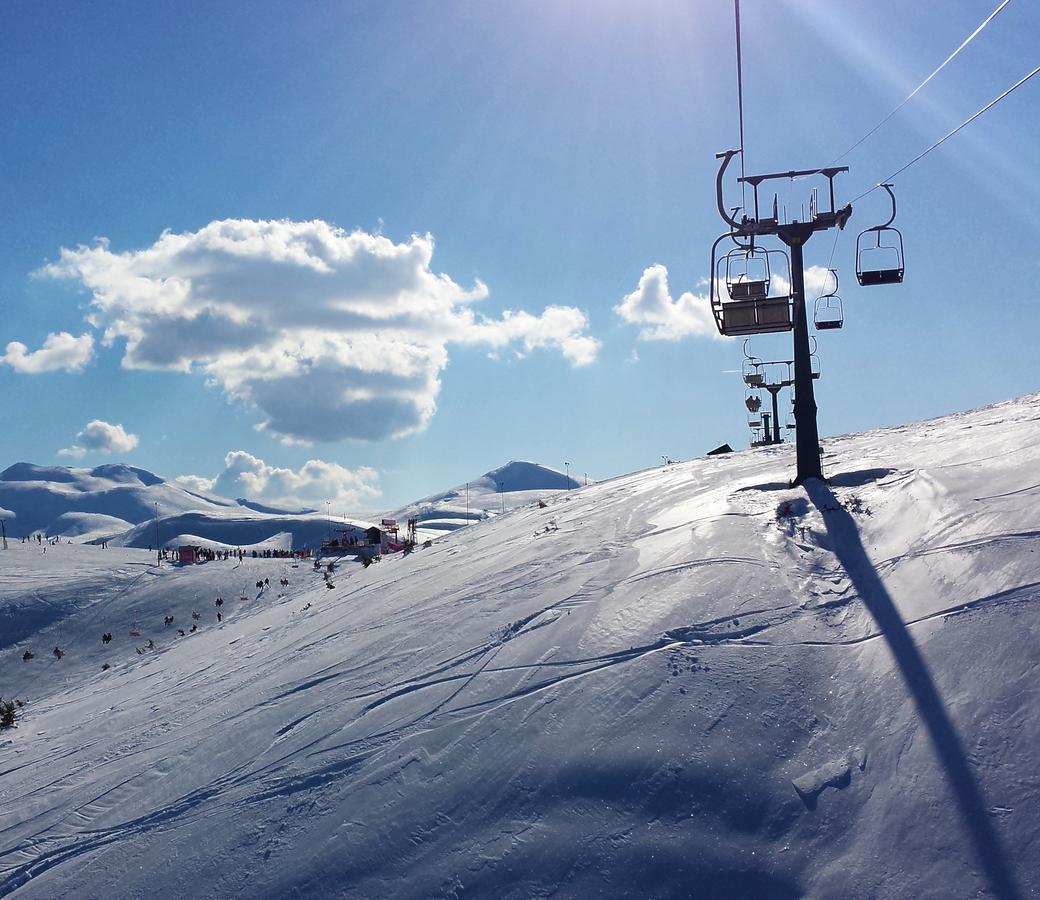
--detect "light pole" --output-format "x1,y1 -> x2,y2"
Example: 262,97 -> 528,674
498,480 -> 504,514
565,462 -> 571,489
325,500 -> 331,543
153,502 -> 160,566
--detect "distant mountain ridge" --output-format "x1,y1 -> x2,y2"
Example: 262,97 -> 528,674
0,459 -> 582,548
0,462 -> 236,540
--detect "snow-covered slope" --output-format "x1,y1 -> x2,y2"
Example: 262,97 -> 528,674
390,460 -> 582,540
1,397 -> 1039,898
0,464 -> 237,539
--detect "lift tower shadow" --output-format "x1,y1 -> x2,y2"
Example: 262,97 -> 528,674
805,479 -> 1022,900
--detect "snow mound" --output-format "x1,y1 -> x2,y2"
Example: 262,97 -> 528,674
47,511 -> 134,539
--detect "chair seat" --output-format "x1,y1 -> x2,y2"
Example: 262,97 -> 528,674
721,298 -> 792,336
857,268 -> 903,286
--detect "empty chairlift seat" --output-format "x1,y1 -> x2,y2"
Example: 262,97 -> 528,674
856,230 -> 904,285
856,185 -> 905,286
813,267 -> 844,330
814,297 -> 843,330
722,296 -> 793,336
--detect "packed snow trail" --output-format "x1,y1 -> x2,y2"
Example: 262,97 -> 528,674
1,395 -> 1039,898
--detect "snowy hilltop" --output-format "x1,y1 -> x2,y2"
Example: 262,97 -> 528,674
389,460 -> 582,540
1,396 -> 1039,898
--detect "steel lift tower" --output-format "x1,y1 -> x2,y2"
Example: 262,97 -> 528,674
709,152 -> 852,484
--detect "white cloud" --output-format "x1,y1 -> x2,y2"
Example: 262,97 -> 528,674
40,219 -> 600,443
173,474 -> 217,494
0,506 -> 14,521
804,265 -> 837,299
614,265 -> 722,341
1,332 -> 94,373
616,263 -> 836,343
182,450 -> 381,512
59,419 -> 139,458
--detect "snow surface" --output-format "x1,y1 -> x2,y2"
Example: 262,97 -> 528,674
1,397 -> 1039,898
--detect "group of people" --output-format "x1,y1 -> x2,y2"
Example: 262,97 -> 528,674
20,568 -> 299,667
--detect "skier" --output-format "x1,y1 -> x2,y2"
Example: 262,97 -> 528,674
52,646 -> 64,659
217,611 -> 223,623
22,650 -> 33,661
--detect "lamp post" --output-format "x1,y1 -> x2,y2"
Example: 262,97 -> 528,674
153,502 -> 160,566
565,462 -> 571,489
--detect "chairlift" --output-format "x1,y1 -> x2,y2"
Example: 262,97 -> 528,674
710,240 -> 794,337
724,245 -> 771,300
745,394 -> 762,413
856,184 -> 904,286
785,409 -> 797,430
813,267 -> 844,331
809,338 -> 821,379
742,352 -> 764,387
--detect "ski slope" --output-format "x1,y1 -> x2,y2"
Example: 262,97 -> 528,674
1,396 -> 1039,898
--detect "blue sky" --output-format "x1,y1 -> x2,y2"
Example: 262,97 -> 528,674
2,0 -> 1038,511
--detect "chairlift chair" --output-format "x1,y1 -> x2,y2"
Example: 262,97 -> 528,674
813,267 -> 844,330
856,184 -> 904,286
742,353 -> 764,387
711,240 -> 794,337
745,394 -> 762,413
725,245 -> 770,300
785,409 -> 797,431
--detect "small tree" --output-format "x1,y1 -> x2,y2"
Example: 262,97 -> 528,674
0,698 -> 16,730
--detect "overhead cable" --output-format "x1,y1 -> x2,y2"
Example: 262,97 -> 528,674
734,0 -> 747,209
834,0 -> 1013,164
852,61 -> 1040,203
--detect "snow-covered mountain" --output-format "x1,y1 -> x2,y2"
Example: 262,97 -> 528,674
0,460 -> 569,551
1,396 -> 1039,898
0,463 -> 237,541
389,460 -> 582,540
